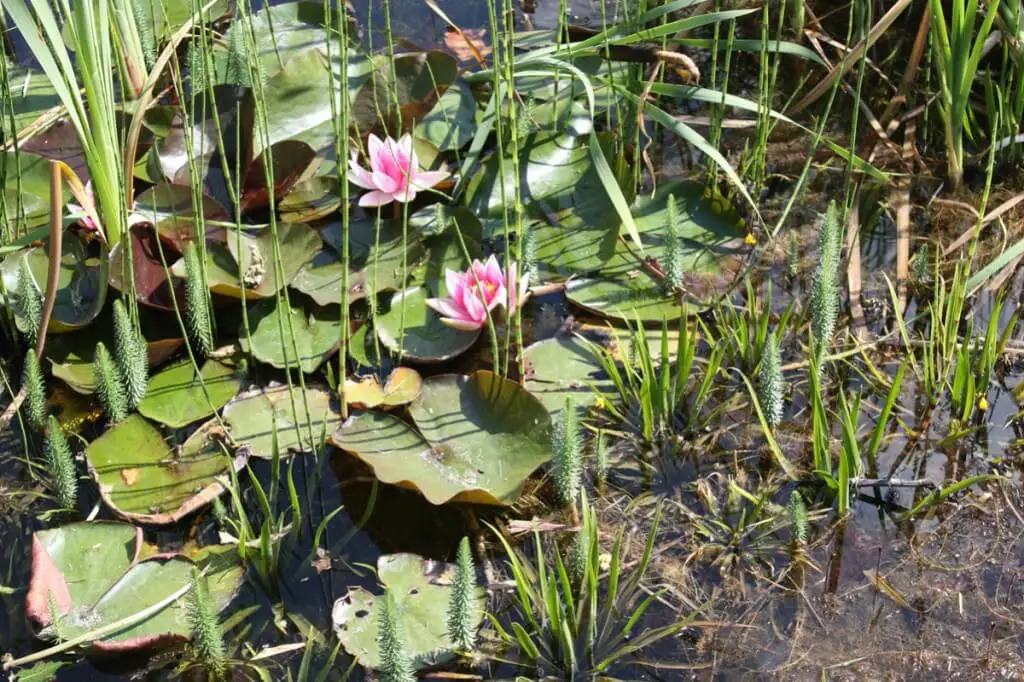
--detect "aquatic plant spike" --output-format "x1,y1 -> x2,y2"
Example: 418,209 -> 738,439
425,256 -> 528,331
183,242 -> 213,357
22,350 -> 47,430
810,202 -> 841,349
664,194 -> 684,293
113,299 -> 148,409
552,396 -> 583,508
789,490 -> 808,546
349,133 -> 449,207
15,257 -> 42,345
186,567 -> 226,675
378,589 -> 415,682
594,429 -> 608,484
44,416 -> 77,510
570,524 -> 589,586
447,537 -> 479,652
94,342 -> 128,424
758,331 -> 784,428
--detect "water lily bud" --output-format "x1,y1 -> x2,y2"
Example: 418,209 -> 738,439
94,342 -> 127,424
447,537 -> 479,652
22,350 -> 47,430
113,299 -> 148,409
44,416 -> 77,511
552,397 -> 583,508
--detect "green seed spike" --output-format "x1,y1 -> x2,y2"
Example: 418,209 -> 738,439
810,202 -> 841,351
569,524 -> 589,586
594,428 -> 608,485
789,490 -> 808,546
183,242 -> 213,357
758,330 -> 784,429
447,537 -> 478,652
113,299 -> 148,409
552,397 -> 583,508
223,24 -> 250,88
129,0 -> 156,68
22,350 -> 47,430
15,258 -> 42,346
44,416 -> 77,510
186,567 -> 225,675
664,194 -> 684,293
94,342 -> 128,424
378,589 -> 415,682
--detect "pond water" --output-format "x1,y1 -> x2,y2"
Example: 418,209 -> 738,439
3,0 -> 1024,680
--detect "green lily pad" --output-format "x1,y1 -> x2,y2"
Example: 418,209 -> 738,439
331,553 -> 485,670
344,367 -> 422,410
280,177 -> 342,223
565,275 -> 686,323
137,358 -> 242,428
320,216 -> 427,302
240,296 -> 341,373
332,371 -> 552,505
1,150 -> 63,232
7,68 -> 62,137
352,51 -> 459,134
415,79 -> 478,151
132,183 -> 229,244
27,522 -> 242,653
376,287 -> 480,364
523,334 -> 613,415
85,415 -> 244,524
173,223 -> 321,299
290,250 -> 347,307
223,384 -> 341,459
1,232 -> 107,333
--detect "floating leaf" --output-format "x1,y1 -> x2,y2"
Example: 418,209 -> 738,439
1,150 -> 62,232
132,183 -> 229,246
351,51 -> 459,134
376,287 -> 480,364
344,367 -> 422,410
85,415 -> 244,524
415,79 -> 478,152
523,334 -> 612,415
320,216 -> 427,302
290,250 -> 347,307
108,225 -> 184,311
331,553 -> 485,670
223,384 -> 341,459
332,371 -> 551,505
240,296 -> 341,373
137,358 -> 242,428
565,275 -> 686,322
279,177 -> 342,223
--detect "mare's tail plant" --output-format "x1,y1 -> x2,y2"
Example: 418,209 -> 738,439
551,397 -> 583,512
94,342 -> 127,424
378,589 -> 415,682
758,330 -> 783,429
15,258 -> 41,347
186,567 -> 226,677
183,241 -> 214,357
664,194 -> 684,294
113,299 -> 148,409
447,537 -> 479,653
21,350 -> 46,430
44,416 -> 77,510
810,202 -> 841,364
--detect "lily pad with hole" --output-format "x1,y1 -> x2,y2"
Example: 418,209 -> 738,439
85,415 -> 245,525
376,287 -> 480,364
137,358 -> 242,428
331,371 -> 552,505
26,522 -> 242,653
223,384 -> 341,459
239,296 -> 341,373
331,553 -> 485,671
523,334 -> 613,415
344,367 -> 422,410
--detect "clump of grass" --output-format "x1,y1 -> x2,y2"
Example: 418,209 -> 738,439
378,589 -> 415,682
447,537 -> 479,652
94,342 -> 128,424
21,350 -> 47,430
15,258 -> 42,346
186,567 -> 225,677
758,330 -> 783,429
44,416 -> 77,510
810,202 -> 841,355
183,242 -> 214,357
113,299 -> 148,409
551,397 -> 583,509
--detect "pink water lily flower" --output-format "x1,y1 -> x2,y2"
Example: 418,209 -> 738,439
426,256 -> 530,331
66,181 -> 98,232
348,133 -> 449,208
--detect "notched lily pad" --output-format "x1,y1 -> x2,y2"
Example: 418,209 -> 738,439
344,367 -> 422,410
331,553 -> 485,670
523,334 -> 612,415
26,522 -> 242,653
223,384 -> 341,459
240,296 -> 341,373
376,287 -> 480,364
138,358 -> 242,428
85,415 -> 245,525
331,371 -> 551,505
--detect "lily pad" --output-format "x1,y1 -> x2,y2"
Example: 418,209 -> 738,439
415,79 -> 478,151
173,223 -> 321,299
223,384 -> 341,459
280,177 -> 342,223
1,150 -> 62,231
344,367 -> 422,410
137,358 -> 242,428
290,250 -> 347,307
320,216 -> 427,302
132,183 -> 229,245
332,371 -> 551,505
351,51 -> 459,134
7,68 -> 62,137
108,225 -> 185,311
523,334 -> 613,415
376,287 -> 480,364
565,275 -> 686,323
85,415 -> 245,525
1,233 -> 107,333
26,522 -> 242,652
331,553 -> 485,671
240,296 -> 341,373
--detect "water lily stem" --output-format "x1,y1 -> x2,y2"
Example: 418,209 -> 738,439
2,582 -> 192,670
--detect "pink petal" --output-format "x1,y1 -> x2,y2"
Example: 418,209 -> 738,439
427,297 -> 469,321
358,190 -> 394,208
367,134 -> 385,163
440,317 -> 485,332
396,133 -> 414,159
444,269 -> 464,297
348,158 -> 377,190
393,187 -> 417,204
482,254 -> 504,284
371,170 -> 400,194
411,169 -> 450,190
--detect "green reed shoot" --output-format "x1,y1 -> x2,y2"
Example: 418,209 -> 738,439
378,589 -> 415,682
712,279 -> 794,376
186,567 -> 226,677
552,397 -> 583,510
811,202 -> 841,362
112,299 -> 148,409
950,293 -> 1016,423
15,258 -> 41,347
